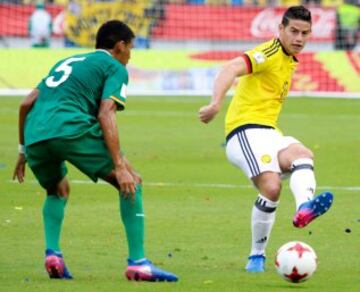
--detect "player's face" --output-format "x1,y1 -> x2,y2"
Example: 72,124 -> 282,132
279,19 -> 311,55
115,39 -> 134,66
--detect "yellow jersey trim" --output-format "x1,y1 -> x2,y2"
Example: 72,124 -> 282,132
110,95 -> 125,108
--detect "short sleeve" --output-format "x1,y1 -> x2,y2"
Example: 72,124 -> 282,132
102,65 -> 129,111
245,39 -> 280,74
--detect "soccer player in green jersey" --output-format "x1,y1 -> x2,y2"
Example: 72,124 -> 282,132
13,20 -> 178,282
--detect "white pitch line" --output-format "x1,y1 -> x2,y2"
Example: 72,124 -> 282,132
8,179 -> 360,191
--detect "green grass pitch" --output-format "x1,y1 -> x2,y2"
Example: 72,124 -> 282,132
0,96 -> 359,291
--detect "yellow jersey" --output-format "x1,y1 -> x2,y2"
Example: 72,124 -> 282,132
225,38 -> 298,137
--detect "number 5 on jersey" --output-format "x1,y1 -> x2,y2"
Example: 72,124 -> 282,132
45,57 -> 86,88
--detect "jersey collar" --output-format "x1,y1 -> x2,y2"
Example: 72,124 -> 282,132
277,38 -> 299,62
96,49 -> 112,56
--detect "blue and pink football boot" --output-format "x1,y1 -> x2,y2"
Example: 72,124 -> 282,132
45,249 -> 73,279
125,258 -> 178,282
293,191 -> 333,228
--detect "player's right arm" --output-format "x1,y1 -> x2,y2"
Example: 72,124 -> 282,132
13,89 -> 39,183
198,55 -> 250,124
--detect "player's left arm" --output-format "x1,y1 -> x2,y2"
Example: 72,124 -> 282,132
13,89 -> 39,183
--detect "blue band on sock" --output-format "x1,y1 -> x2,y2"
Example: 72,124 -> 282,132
291,164 -> 314,172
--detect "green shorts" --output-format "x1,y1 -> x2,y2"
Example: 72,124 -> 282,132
26,128 -> 114,190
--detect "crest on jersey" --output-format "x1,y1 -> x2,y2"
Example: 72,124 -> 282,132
253,52 -> 265,64
261,154 -> 272,164
120,84 -> 127,99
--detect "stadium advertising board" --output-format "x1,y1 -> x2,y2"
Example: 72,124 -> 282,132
250,7 -> 335,41
151,5 -> 338,42
0,3 -> 338,42
0,50 -> 359,96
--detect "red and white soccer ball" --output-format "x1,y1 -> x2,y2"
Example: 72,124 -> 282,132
275,241 -> 317,283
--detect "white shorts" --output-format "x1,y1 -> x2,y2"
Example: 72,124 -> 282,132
225,127 -> 300,178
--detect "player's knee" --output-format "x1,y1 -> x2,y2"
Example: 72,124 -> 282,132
293,144 -> 314,160
261,183 -> 282,201
279,144 -> 314,171
58,186 -> 70,198
302,147 -> 314,160
56,177 -> 70,198
254,173 -> 282,201
102,171 -> 121,191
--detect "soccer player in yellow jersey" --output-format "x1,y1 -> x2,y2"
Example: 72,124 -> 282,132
199,6 -> 333,273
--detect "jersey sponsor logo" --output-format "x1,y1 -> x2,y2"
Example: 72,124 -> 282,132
253,52 -> 265,64
120,83 -> 127,99
261,154 -> 272,164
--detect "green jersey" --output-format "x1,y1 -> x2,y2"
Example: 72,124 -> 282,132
25,50 -> 128,146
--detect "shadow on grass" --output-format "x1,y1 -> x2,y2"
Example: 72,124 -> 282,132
263,282 -> 309,289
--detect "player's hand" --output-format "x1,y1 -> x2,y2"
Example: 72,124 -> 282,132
124,160 -> 142,185
130,170 -> 142,185
13,154 -> 26,183
198,102 -> 220,124
116,165 -> 136,199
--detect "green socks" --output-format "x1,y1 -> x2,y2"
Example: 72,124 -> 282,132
42,186 -> 145,260
120,184 -> 145,261
42,195 -> 67,252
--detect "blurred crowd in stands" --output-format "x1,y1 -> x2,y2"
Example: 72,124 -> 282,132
1,0 -> 358,7
1,0 -> 358,50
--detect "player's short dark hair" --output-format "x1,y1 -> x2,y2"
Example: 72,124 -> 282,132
95,20 -> 135,49
282,6 -> 312,26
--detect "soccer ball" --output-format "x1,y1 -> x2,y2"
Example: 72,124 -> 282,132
275,241 -> 317,283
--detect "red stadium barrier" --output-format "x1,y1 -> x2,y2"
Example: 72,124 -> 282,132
0,3 -> 350,43
152,4 -> 337,42
190,51 -> 345,92
0,3 -> 63,37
